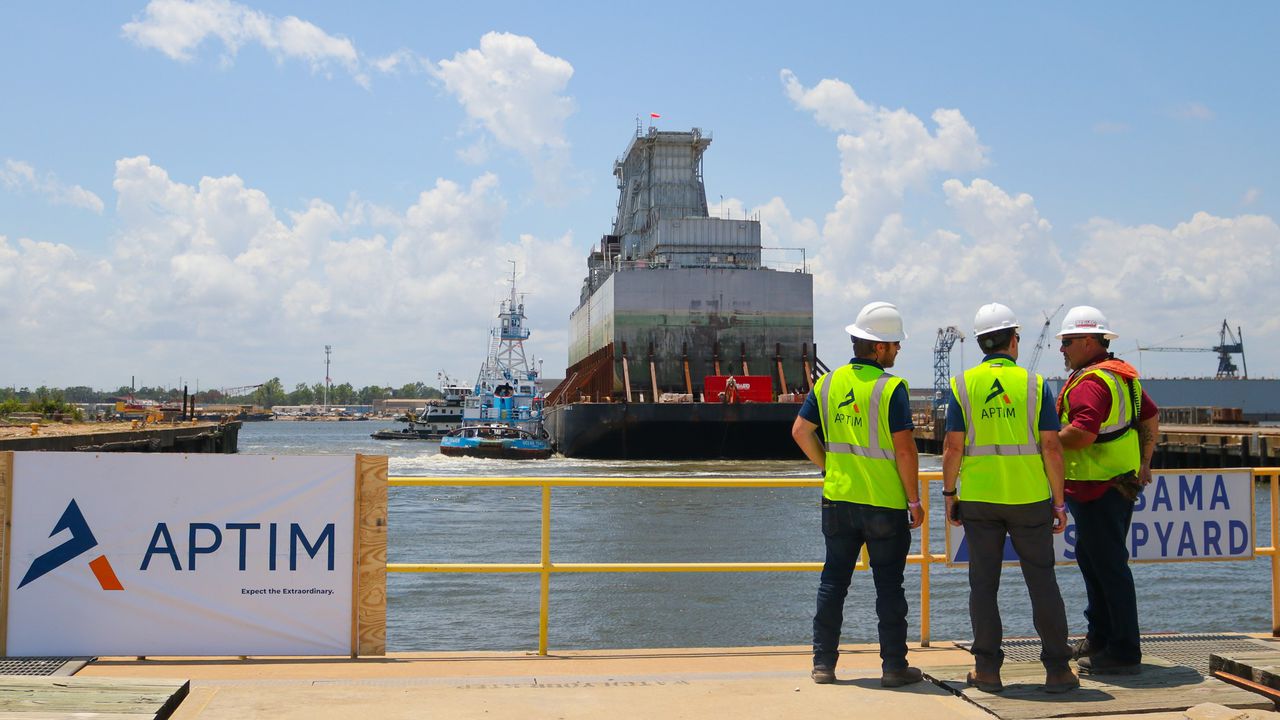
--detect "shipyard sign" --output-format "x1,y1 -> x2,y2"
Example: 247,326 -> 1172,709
946,470 -> 1254,565
5,453 -> 355,656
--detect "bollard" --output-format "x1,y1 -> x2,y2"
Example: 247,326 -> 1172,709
29,423 -> 39,435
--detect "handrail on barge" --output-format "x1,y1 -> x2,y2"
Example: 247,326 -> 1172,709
388,468 -> 1280,656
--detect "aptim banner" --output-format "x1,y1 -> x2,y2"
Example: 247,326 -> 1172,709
6,453 -> 355,656
945,470 -> 1254,565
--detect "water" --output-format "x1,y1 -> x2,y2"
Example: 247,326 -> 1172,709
241,421 -> 1274,652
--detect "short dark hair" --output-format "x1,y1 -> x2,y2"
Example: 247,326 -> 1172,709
1098,337 -> 1111,350
977,328 -> 1016,354
852,337 -> 880,358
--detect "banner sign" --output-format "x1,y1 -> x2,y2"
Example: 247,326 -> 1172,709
945,470 -> 1254,565
7,453 -> 355,656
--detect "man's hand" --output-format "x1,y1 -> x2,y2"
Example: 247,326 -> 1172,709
1052,505 -> 1068,534
945,496 -> 961,527
908,503 -> 924,529
1139,464 -> 1153,487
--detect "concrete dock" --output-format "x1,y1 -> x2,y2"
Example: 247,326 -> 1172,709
74,640 -> 1280,719
0,420 -> 240,453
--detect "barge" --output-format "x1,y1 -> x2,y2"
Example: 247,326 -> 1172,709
545,126 -> 820,459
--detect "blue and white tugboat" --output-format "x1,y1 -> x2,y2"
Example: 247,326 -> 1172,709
440,266 -> 553,460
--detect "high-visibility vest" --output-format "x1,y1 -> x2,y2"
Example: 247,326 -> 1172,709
1059,368 -> 1142,481
815,363 -> 907,509
950,358 -> 1050,504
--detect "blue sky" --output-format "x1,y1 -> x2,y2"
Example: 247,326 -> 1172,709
2,1 -> 1277,393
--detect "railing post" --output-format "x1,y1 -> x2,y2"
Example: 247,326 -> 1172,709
920,474 -> 931,648
540,483 -> 551,655
1271,474 -> 1279,637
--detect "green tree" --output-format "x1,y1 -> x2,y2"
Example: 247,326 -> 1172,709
253,377 -> 286,408
289,383 -> 316,405
330,382 -> 355,405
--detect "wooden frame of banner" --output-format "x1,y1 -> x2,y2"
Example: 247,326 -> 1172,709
352,454 -> 387,656
0,451 -> 12,655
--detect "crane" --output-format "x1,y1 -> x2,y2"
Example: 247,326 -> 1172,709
933,326 -> 964,423
1138,319 -> 1247,379
1027,304 -> 1064,374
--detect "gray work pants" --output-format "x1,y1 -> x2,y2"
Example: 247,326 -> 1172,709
960,499 -> 1072,674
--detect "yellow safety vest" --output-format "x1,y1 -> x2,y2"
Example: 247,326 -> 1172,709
816,363 -> 907,509
950,358 -> 1050,504
1059,368 -> 1142,481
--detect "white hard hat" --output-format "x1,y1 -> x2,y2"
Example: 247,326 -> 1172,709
845,301 -> 907,342
1057,305 -> 1119,340
973,303 -> 1019,337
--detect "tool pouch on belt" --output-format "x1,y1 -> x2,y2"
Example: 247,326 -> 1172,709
1110,470 -> 1143,503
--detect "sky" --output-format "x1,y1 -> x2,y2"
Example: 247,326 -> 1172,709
2,1 -> 1278,394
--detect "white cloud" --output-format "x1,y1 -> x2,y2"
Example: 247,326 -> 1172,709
1,157 -> 580,388
432,32 -> 576,198
0,159 -> 104,213
122,0 -> 368,86
780,70 -> 987,246
1242,187 -> 1261,206
1174,102 -> 1215,121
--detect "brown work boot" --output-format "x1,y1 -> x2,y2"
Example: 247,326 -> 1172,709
965,669 -> 1004,693
1043,669 -> 1080,694
881,666 -> 923,687
811,665 -> 836,684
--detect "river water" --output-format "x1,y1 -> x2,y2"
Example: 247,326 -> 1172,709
240,421 -> 1273,652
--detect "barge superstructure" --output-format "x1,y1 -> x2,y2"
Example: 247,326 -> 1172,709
544,127 -> 820,458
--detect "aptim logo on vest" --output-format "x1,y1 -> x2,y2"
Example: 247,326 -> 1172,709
981,379 -> 1017,419
834,389 -> 864,426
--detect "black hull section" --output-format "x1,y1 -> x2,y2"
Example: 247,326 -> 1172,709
544,402 -> 804,459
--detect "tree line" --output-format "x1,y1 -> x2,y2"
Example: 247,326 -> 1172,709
1,379 -> 444,410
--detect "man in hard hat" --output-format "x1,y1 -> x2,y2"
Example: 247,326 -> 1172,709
942,303 -> 1077,694
791,301 -> 924,688
1056,305 -> 1159,675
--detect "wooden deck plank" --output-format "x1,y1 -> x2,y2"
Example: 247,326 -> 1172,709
1212,651 -> 1280,691
923,658 -> 1273,720
0,677 -> 187,719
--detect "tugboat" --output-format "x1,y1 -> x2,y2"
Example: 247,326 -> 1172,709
439,423 -> 553,460
370,375 -> 471,440
440,264 -> 552,460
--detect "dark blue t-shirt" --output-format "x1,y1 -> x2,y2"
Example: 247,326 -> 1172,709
797,358 -> 914,433
945,354 -> 1061,433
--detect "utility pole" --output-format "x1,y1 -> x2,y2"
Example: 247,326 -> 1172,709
324,345 -> 332,412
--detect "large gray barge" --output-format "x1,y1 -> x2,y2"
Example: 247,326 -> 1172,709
545,127 -> 818,459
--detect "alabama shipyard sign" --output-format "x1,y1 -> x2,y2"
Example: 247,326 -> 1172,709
7,453 -> 355,656
946,470 -> 1255,565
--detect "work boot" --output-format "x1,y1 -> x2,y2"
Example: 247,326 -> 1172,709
1070,637 -> 1101,660
881,666 -> 923,688
812,665 -> 836,684
1077,655 -> 1140,675
1042,669 -> 1080,694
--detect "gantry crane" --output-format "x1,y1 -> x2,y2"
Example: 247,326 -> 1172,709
1138,320 -> 1247,379
1027,304 -> 1064,374
933,326 -> 964,422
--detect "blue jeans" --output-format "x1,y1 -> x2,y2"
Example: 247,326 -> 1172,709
1067,487 -> 1141,664
813,499 -> 911,671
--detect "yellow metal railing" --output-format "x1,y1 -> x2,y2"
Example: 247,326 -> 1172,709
389,469 -> 1280,656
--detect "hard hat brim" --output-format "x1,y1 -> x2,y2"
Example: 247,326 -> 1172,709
1055,329 -> 1120,340
845,323 -> 907,342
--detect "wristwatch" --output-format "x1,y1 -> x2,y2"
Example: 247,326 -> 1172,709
941,488 -> 957,497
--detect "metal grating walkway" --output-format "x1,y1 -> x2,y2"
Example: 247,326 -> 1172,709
0,656 -> 88,676
955,633 -> 1280,676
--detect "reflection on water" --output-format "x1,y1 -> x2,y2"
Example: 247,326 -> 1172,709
241,421 -> 1274,652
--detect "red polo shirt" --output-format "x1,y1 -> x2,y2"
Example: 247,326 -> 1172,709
1062,355 -> 1158,502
